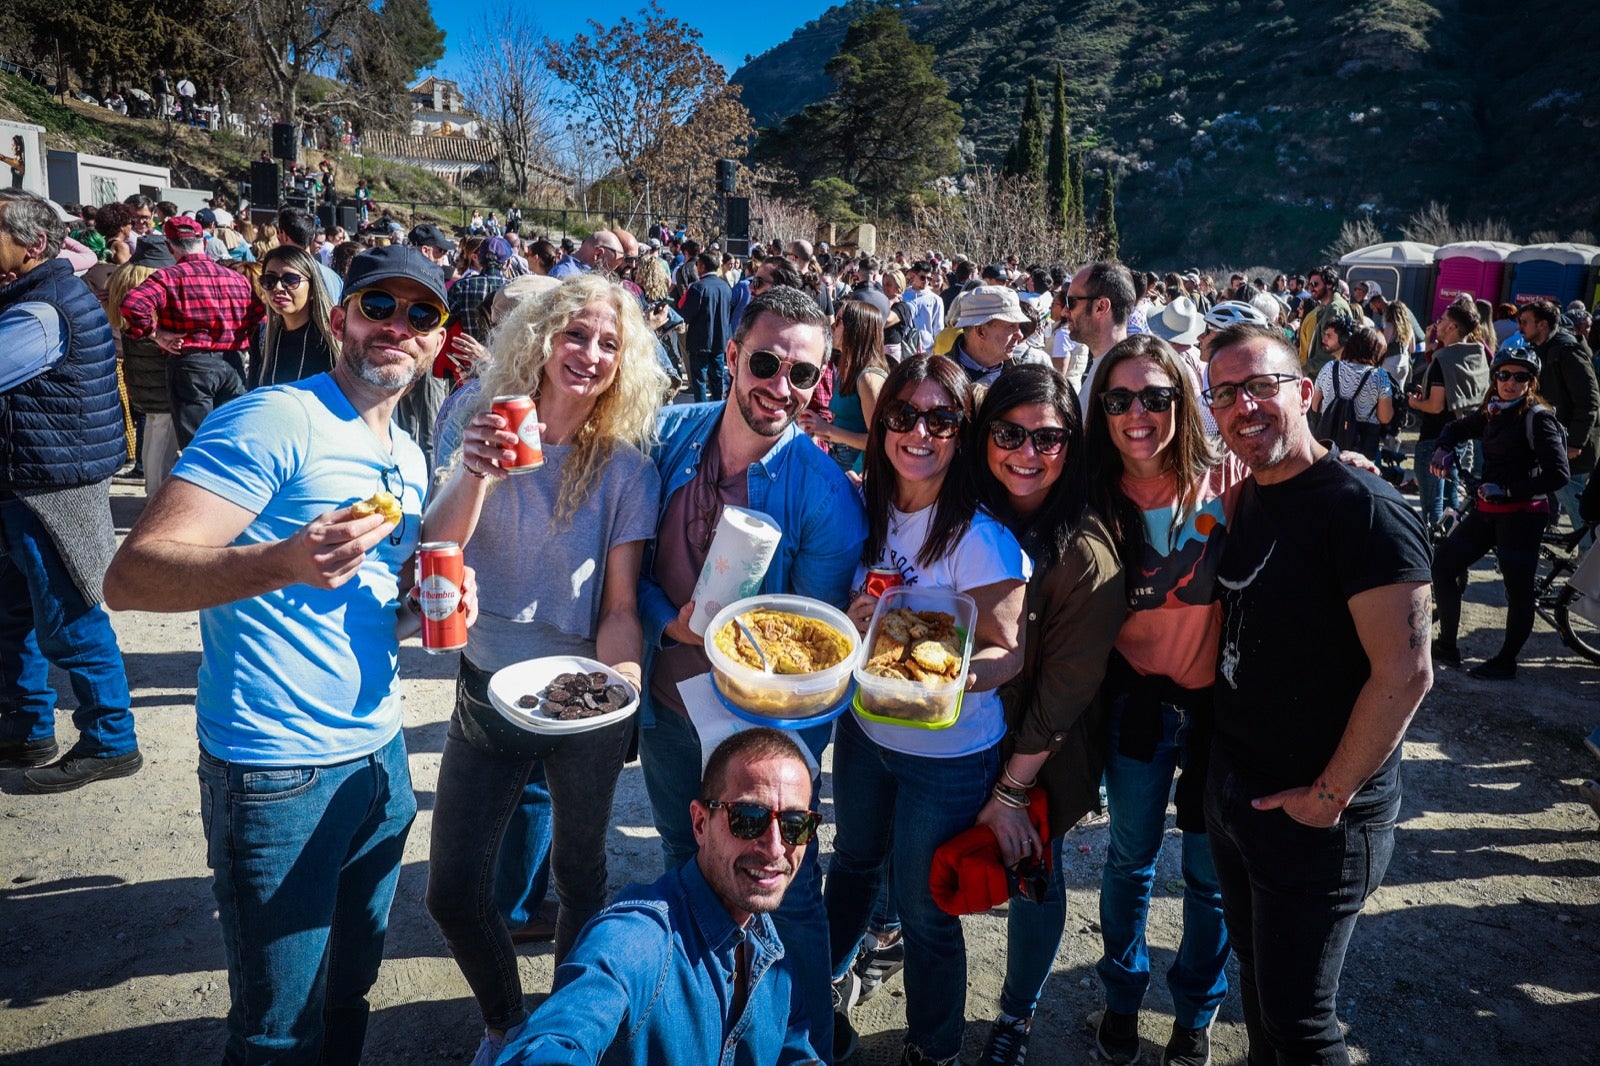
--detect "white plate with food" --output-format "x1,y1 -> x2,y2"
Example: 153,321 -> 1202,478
487,656 -> 640,735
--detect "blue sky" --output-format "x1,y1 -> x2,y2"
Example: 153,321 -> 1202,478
430,1 -> 839,82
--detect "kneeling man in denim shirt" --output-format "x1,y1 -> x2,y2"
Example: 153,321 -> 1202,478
497,728 -> 823,1065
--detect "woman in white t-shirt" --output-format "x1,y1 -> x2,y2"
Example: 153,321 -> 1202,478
421,274 -> 667,1062
825,354 -> 1028,1065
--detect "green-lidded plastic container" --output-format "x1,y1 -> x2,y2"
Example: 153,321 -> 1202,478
852,586 -> 976,729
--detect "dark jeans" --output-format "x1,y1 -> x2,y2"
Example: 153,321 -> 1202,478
1433,508 -> 1548,660
425,660 -> 631,1031
0,497 -> 136,756
688,349 -> 726,403
1205,756 -> 1398,1066
167,350 -> 247,447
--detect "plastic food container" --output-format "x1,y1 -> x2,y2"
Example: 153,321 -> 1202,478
704,595 -> 861,721
853,586 -> 976,729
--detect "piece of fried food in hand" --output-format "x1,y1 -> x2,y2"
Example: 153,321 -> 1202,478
350,490 -> 402,524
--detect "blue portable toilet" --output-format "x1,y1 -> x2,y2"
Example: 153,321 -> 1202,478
1506,243 -> 1600,310
1339,241 -> 1437,314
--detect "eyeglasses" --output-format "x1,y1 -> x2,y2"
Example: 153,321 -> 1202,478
1101,386 -> 1177,416
705,800 -> 822,846
1495,370 -> 1533,383
988,419 -> 1067,455
881,400 -> 963,438
744,348 -> 822,390
1201,373 -> 1300,410
379,466 -> 406,547
261,271 -> 305,291
1064,294 -> 1095,309
349,289 -> 448,334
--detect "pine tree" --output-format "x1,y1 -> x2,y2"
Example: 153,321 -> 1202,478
1096,169 -> 1120,261
1045,64 -> 1070,226
1067,149 -> 1085,234
1002,76 -> 1046,180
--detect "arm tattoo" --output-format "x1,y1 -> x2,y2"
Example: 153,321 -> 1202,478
1407,589 -> 1432,650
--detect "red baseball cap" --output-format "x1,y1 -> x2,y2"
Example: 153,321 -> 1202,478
163,215 -> 203,241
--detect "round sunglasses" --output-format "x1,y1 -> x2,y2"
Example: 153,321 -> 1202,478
988,419 -> 1067,455
349,289 -> 448,334
1101,385 -> 1177,416
261,271 -> 305,292
744,348 -> 822,389
705,800 -> 823,846
882,400 -> 963,438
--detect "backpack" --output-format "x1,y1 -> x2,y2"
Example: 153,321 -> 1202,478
1316,364 -> 1379,457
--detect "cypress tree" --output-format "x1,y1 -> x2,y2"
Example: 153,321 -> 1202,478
1046,64 -> 1070,225
1067,149 -> 1085,233
1002,76 -> 1046,180
1096,169 -> 1120,260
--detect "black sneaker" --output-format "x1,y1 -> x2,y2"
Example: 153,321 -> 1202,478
833,971 -> 860,1063
853,928 -> 905,1004
900,1045 -> 957,1066
981,1013 -> 1031,1065
1162,1019 -> 1212,1066
23,749 -> 143,793
1467,656 -> 1517,681
0,736 -> 60,768
1091,1008 -> 1141,1065
1431,640 -> 1462,666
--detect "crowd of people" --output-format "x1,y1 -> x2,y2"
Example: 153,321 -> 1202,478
3,181 -> 1599,1066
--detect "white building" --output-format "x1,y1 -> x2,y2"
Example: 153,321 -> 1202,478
409,77 -> 481,139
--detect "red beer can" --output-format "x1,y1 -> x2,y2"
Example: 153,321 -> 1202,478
864,566 -> 903,599
417,541 -> 468,654
492,394 -> 544,473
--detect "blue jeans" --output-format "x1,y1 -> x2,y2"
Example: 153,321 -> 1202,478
494,771 -> 553,931
0,497 -> 135,757
1414,437 -> 1474,529
824,713 -> 998,1061
1097,702 -> 1228,1028
197,731 -> 417,1065
1204,755 -> 1398,1066
688,350 -> 727,403
1001,834 -> 1069,1018
638,706 -> 834,1058
1557,471 -> 1592,544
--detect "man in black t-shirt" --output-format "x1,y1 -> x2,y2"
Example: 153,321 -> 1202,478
1202,324 -> 1433,1065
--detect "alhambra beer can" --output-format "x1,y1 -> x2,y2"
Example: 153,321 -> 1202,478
492,394 -> 544,473
417,541 -> 468,653
864,566 -> 903,599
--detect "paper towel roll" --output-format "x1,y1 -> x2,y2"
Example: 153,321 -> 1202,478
688,506 -> 783,636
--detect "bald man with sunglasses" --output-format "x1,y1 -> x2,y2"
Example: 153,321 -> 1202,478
104,246 -> 478,1063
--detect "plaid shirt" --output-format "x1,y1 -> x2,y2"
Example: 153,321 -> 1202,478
119,254 -> 263,352
447,271 -> 505,344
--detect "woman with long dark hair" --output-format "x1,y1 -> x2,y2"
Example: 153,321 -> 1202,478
1310,324 -> 1394,460
799,299 -> 890,474
826,354 -> 1028,1066
965,365 -> 1127,1065
1431,349 -> 1569,680
248,245 -> 339,389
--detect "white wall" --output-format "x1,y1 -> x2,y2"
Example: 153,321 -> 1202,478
46,150 -> 170,206
0,119 -> 49,197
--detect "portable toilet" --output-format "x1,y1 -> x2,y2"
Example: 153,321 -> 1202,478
1431,241 -> 1519,320
1339,241 -> 1437,314
1506,243 -> 1600,310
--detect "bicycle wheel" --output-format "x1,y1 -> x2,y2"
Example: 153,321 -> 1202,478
1555,585 -> 1600,664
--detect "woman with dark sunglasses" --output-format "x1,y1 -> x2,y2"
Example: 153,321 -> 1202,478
421,274 -> 669,1063
825,355 -> 1029,1066
248,245 -> 339,389
1430,349 -> 1569,681
1081,334 -> 1246,1066
965,365 -> 1126,1066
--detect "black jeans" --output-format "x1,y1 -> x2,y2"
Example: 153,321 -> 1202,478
1432,508 -> 1548,660
1204,756 -> 1398,1066
166,350 -> 247,447
424,658 -> 631,1030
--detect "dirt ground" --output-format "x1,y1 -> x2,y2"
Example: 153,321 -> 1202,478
2,483 -> 1597,1065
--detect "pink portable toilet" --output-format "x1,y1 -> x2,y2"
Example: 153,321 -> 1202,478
1506,243 -> 1600,309
1432,241 -> 1518,320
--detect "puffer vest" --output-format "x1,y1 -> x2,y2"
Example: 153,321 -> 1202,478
0,258 -> 127,489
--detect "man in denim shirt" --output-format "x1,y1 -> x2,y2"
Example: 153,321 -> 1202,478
638,285 -> 868,1058
498,729 -> 823,1065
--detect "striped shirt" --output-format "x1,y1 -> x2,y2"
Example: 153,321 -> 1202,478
119,254 -> 263,352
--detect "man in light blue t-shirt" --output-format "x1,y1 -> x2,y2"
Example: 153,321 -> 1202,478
105,246 -> 475,1062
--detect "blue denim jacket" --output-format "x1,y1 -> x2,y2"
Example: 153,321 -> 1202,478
496,861 -> 821,1065
638,402 -> 868,727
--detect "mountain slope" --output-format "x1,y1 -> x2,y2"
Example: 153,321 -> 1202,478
732,0 -> 1600,267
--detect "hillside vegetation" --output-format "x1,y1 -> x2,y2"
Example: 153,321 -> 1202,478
733,0 -> 1600,267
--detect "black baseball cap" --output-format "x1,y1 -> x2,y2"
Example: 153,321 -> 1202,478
343,246 -> 449,305
406,223 -> 456,253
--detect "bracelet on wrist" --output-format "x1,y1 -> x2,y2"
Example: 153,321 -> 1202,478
1001,768 -> 1036,791
991,784 -> 1029,809
465,464 -> 487,479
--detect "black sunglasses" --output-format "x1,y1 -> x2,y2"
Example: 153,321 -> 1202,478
260,272 -> 306,292
1008,855 -> 1050,904
350,289 -> 448,334
989,419 -> 1067,455
1064,293 -> 1095,309
1494,370 -> 1533,383
882,400 -> 963,438
1101,386 -> 1177,416
1201,373 -> 1299,410
705,800 -> 822,846
379,466 -> 406,547
744,348 -> 822,389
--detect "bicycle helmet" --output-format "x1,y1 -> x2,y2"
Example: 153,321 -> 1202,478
1490,349 -> 1541,376
1203,300 -> 1269,329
